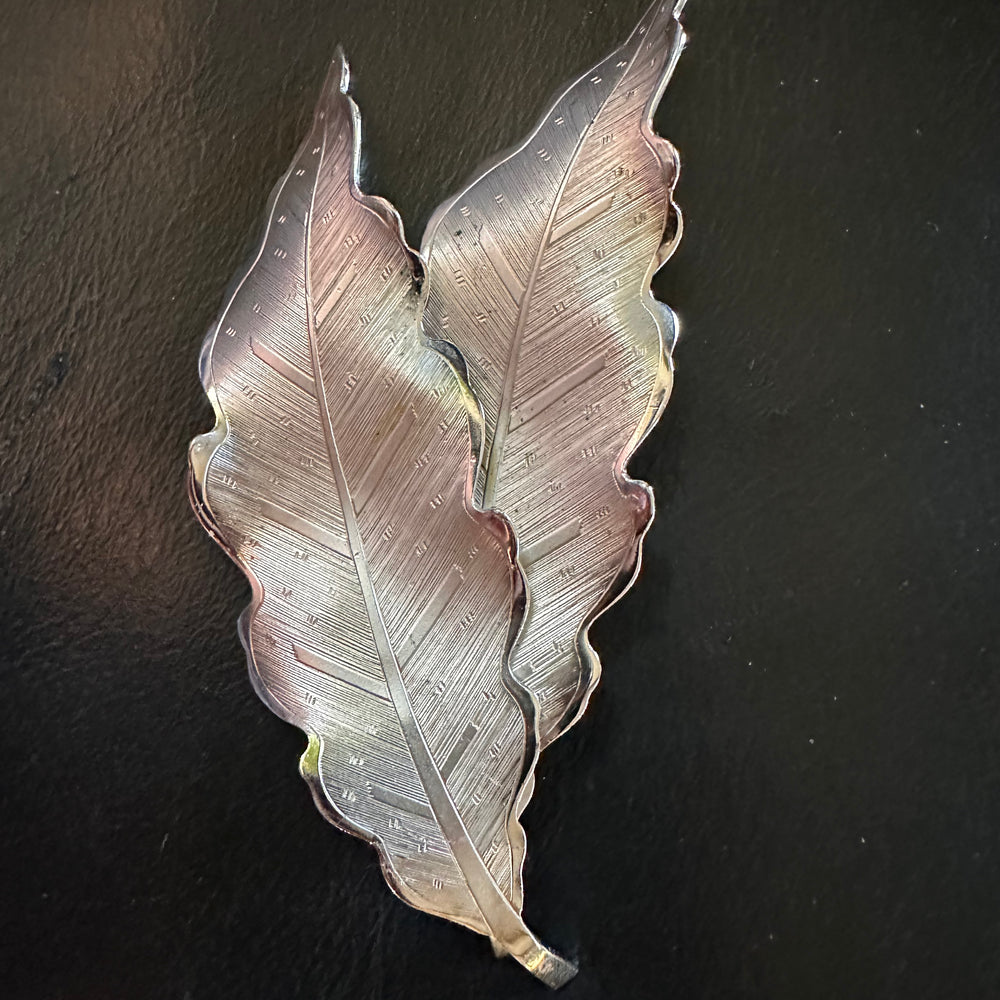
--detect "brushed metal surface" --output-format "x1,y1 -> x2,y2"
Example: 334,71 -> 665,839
421,0 -> 687,749
188,52 -> 574,987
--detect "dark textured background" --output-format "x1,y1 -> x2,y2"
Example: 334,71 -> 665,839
2,1 -> 998,997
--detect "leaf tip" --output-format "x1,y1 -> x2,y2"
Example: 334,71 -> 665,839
331,44 -> 351,94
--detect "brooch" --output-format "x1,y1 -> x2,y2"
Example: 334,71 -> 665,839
189,1 -> 686,985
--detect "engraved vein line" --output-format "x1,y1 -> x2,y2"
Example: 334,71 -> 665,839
306,104 -> 541,961
479,226 -> 523,304
550,191 -> 615,243
480,29 -> 653,507
315,261 -> 356,327
440,722 -> 480,782
509,355 -> 607,431
399,566 -> 463,667
520,520 -> 583,565
371,785 -> 433,820
259,499 -> 351,558
293,642 -> 390,701
251,339 -> 316,396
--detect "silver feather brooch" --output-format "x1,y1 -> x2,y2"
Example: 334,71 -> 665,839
189,0 -> 687,987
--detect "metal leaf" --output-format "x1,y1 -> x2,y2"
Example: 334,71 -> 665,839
188,52 -> 574,987
421,0 -> 687,749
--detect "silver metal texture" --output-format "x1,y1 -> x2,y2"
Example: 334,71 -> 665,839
188,52 -> 575,987
421,0 -> 686,750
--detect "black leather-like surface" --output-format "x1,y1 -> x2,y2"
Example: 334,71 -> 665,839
2,1 -> 998,997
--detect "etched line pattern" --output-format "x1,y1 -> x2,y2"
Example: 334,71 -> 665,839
251,338 -> 317,395
372,785 -> 434,820
508,355 -> 607,431
399,566 -> 464,667
520,520 -> 583,565
550,191 -> 616,243
353,411 -> 416,513
440,722 -> 481,783
293,642 -> 391,701
480,226 -> 524,305
315,261 -> 356,327
259,499 -> 351,559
